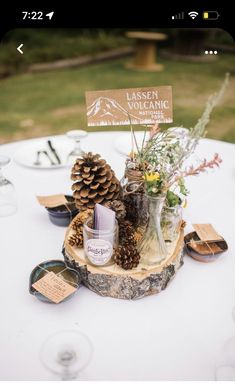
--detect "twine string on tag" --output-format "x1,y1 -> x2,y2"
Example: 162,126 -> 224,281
38,265 -> 78,286
124,181 -> 144,195
64,202 -> 72,222
186,239 -> 215,256
64,200 -> 76,222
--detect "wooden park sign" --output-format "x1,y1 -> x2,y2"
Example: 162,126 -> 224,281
86,86 -> 173,126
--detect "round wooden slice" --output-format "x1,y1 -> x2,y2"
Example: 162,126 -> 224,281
62,223 -> 185,300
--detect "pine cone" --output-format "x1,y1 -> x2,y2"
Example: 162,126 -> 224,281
114,244 -> 140,270
104,200 -> 126,220
72,219 -> 83,232
119,220 -> 137,246
71,152 -> 120,211
76,209 -> 93,224
68,228 -> 83,248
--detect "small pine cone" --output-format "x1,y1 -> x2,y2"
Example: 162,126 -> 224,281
119,220 -> 137,246
104,200 -> 126,220
76,209 -> 93,224
72,219 -> 83,232
114,244 -> 140,270
68,229 -> 83,248
122,233 -> 137,246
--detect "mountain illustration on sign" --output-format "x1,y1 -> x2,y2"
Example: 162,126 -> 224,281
87,97 -> 139,122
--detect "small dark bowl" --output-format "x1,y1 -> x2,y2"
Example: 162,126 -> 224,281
46,195 -> 78,227
184,231 -> 228,262
29,260 -> 81,303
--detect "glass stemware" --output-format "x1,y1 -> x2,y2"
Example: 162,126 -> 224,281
0,155 -> 17,217
232,306 -> 235,322
215,337 -> 235,380
66,130 -> 87,166
215,308 -> 235,380
40,330 -> 93,380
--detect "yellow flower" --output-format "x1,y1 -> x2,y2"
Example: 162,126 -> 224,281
128,151 -> 137,159
183,199 -> 188,208
144,172 -> 160,182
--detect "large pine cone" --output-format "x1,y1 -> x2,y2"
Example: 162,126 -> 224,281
71,152 -> 120,211
114,244 -> 140,270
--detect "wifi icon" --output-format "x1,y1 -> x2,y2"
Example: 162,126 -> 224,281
188,11 -> 199,19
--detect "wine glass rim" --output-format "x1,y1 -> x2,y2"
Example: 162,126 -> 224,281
39,329 -> 93,376
42,329 -> 92,340
66,130 -> 87,138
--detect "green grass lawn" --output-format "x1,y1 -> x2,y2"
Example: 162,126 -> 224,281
0,54 -> 234,143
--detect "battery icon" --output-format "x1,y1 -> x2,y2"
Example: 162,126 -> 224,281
203,11 -> 220,20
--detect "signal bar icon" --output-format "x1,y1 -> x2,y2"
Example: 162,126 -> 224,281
172,11 -> 184,20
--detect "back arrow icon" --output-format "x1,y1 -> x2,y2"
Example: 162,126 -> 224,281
17,44 -> 24,54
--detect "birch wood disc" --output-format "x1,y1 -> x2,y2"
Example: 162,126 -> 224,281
62,223 -> 185,300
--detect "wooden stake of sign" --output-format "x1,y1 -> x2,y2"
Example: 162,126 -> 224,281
86,86 -> 173,126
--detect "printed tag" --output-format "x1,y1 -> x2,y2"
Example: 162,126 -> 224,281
193,224 -> 223,243
32,272 -> 77,303
85,239 -> 113,266
36,194 -> 68,208
86,86 -> 173,126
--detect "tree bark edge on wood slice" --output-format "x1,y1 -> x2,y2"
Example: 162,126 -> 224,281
62,224 -> 185,300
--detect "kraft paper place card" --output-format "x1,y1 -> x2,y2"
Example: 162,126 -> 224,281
86,86 -> 173,126
193,224 -> 224,243
32,272 -> 77,303
36,194 -> 68,208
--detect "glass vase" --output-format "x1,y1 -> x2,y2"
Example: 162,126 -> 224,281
161,204 -> 182,243
139,194 -> 167,266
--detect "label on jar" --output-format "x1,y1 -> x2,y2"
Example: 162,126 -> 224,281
85,239 -> 113,266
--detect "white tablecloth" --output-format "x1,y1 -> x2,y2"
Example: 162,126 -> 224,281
1,132 -> 235,381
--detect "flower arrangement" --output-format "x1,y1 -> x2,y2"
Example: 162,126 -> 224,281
121,73 -> 229,266
130,73 -> 229,198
